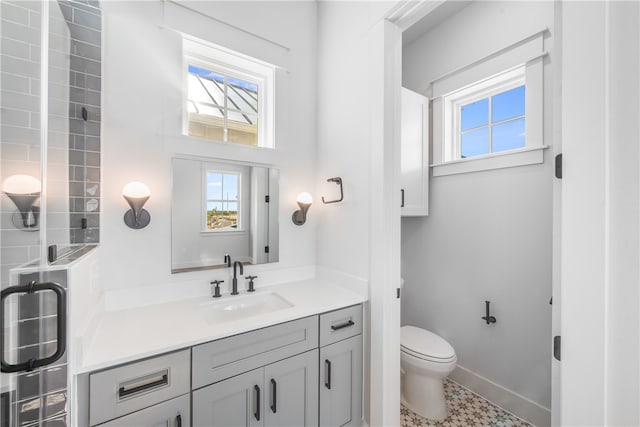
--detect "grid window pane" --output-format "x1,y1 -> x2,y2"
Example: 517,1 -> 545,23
206,173 -> 223,200
461,128 -> 489,158
461,98 -> 489,131
492,85 -> 525,123
206,171 -> 240,231
492,118 -> 525,152
207,202 -> 238,230
188,64 -> 260,146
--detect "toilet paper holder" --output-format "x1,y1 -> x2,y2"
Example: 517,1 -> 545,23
482,300 -> 497,325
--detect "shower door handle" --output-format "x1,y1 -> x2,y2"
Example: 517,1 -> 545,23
0,281 -> 66,373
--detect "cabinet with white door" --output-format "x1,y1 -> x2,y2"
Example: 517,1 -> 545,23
401,87 -> 429,216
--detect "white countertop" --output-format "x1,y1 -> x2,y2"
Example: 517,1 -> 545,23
77,279 -> 367,373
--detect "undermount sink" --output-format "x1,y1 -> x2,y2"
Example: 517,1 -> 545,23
199,291 -> 293,323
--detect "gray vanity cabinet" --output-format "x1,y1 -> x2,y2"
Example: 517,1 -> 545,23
99,395 -> 190,427
319,305 -> 363,427
319,335 -> 363,427
192,368 -> 263,427
264,350 -> 319,427
192,350 -> 318,427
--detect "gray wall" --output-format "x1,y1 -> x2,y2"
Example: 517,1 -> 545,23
401,1 -> 554,409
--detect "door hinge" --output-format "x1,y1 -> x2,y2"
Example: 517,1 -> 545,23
553,335 -> 561,361
555,154 -> 563,179
265,195 -> 270,203
264,246 -> 270,254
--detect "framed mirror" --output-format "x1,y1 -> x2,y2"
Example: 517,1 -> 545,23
171,157 -> 279,273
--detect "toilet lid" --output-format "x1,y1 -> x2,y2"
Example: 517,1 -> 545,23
401,326 -> 455,360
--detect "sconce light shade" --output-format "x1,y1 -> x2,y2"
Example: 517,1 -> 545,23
2,174 -> 41,230
122,181 -> 151,229
292,192 -> 312,226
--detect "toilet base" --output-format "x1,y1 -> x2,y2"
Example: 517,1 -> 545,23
401,373 -> 448,421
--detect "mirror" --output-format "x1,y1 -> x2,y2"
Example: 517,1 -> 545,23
171,157 -> 279,273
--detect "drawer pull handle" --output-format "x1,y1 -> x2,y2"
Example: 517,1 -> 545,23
254,384 -> 261,421
331,320 -> 355,331
118,373 -> 168,399
176,414 -> 182,427
325,359 -> 332,389
270,378 -> 277,413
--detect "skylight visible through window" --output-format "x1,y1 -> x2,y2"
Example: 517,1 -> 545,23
188,65 -> 259,146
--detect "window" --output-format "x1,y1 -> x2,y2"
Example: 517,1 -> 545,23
431,32 -> 547,176
205,171 -> 240,231
184,38 -> 275,148
446,67 -> 527,161
188,66 -> 259,146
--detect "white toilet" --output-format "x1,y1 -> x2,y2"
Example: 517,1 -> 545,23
400,325 -> 457,421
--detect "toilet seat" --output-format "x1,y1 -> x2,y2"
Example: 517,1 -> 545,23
401,326 -> 456,363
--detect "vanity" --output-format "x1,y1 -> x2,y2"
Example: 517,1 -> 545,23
74,280 -> 365,427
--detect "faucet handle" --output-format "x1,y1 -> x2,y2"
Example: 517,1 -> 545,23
210,280 -> 224,298
245,275 -> 258,292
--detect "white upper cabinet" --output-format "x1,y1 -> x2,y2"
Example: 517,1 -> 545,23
401,87 -> 429,216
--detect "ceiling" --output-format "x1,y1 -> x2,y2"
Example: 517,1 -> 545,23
402,0 -> 473,46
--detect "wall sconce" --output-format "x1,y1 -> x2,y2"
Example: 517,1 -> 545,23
292,192 -> 312,226
2,174 -> 41,231
122,181 -> 151,229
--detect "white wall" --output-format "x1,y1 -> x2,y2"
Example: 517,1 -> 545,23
560,1 -> 640,425
100,1 -> 317,294
401,0 -> 554,417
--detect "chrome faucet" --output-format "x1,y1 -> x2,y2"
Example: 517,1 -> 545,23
231,261 -> 243,295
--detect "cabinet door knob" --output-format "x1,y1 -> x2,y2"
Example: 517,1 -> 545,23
175,414 -> 182,427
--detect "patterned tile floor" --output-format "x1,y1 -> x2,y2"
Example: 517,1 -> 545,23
401,379 -> 532,427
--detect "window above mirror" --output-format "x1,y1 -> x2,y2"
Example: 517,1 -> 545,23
183,37 -> 275,148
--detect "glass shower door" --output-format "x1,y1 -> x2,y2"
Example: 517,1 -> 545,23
1,2 -> 71,425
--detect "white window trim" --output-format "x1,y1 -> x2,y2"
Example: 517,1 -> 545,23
183,36 -> 275,149
444,66 -> 526,162
431,31 -> 548,176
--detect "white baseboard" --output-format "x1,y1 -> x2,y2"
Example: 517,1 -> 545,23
450,365 -> 551,427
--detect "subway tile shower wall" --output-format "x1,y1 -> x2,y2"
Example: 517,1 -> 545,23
59,0 -> 102,244
13,270 -> 69,427
0,1 -> 43,285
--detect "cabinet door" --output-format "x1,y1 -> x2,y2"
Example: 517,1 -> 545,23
264,349 -> 319,427
401,87 -> 429,216
193,368 -> 263,427
99,394 -> 189,427
319,335 -> 363,427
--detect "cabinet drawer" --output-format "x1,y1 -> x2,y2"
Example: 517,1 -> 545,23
320,304 -> 362,347
192,316 -> 318,389
89,350 -> 190,426
99,394 -> 190,427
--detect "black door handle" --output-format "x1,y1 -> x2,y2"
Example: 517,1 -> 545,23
270,378 -> 277,413
176,414 -> 182,427
325,359 -> 332,389
254,385 -> 261,421
401,189 -> 405,207
1,281 -> 66,373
